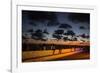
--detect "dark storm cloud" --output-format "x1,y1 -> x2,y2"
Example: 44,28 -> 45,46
68,13 -> 90,24
22,10 -> 57,22
79,26 -> 86,30
47,20 -> 60,26
59,23 -> 72,29
22,10 -> 90,39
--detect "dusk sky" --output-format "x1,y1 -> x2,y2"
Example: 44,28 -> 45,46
22,10 -> 90,39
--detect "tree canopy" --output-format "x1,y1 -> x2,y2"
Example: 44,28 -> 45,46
52,29 -> 64,40
66,30 -> 75,36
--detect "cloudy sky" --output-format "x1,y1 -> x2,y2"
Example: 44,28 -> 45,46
22,10 -> 90,39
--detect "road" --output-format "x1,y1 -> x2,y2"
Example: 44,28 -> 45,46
23,49 -> 89,62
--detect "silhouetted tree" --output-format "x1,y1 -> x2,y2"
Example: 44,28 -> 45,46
80,34 -> 86,38
54,30 -> 64,34
52,29 -> 64,40
86,35 -> 89,39
63,33 -> 67,35
63,37 -> 68,41
32,29 -> 44,40
52,34 -> 62,40
64,30 -> 76,41
66,30 -> 75,37
73,37 -> 77,41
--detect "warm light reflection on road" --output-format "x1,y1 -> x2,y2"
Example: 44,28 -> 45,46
23,48 -> 84,62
